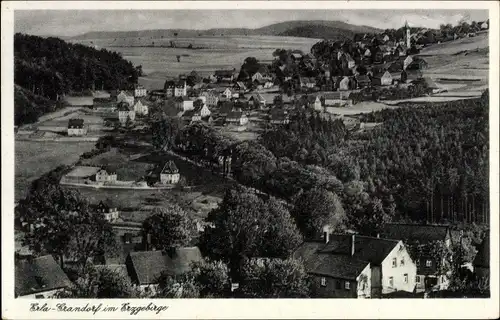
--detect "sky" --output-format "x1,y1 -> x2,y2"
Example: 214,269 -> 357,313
15,9 -> 489,37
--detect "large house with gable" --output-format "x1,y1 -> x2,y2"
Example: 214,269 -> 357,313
294,233 -> 416,298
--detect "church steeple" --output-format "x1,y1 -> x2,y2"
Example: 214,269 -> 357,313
405,20 -> 411,48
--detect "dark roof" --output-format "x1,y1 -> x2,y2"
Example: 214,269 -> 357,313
473,235 -> 489,268
373,71 -> 392,79
161,161 -> 179,174
380,223 -> 450,244
324,92 -> 349,100
219,101 -> 234,114
15,255 -> 72,296
355,75 -> 371,83
68,118 -> 84,128
127,247 -> 203,285
294,235 -> 399,280
227,111 -> 244,119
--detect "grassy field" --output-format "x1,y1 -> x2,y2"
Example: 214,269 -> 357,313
15,140 -> 95,200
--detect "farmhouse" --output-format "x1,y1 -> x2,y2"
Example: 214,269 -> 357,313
134,85 -> 147,97
323,92 -> 352,107
249,93 -> 266,108
164,80 -> 187,97
94,200 -> 120,222
117,102 -> 136,125
133,100 -> 149,116
201,90 -> 219,107
67,118 -> 87,136
214,69 -> 235,83
95,167 -> 118,183
233,81 -> 247,93
379,223 -> 453,293
226,111 -> 248,126
182,105 -> 210,124
125,247 -> 203,294
175,96 -> 195,112
355,75 -> 371,89
294,234 -> 416,298
251,71 -> 272,83
64,95 -> 94,107
372,71 -> 393,86
15,255 -> 72,298
407,58 -> 428,70
160,161 -> 180,184
117,91 -> 135,106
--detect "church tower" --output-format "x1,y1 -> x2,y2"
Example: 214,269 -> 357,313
405,20 -> 411,48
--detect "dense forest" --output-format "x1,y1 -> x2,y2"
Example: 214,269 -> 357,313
153,91 -> 489,236
14,33 -> 141,125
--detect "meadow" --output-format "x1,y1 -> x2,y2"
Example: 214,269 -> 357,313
15,140 -> 95,200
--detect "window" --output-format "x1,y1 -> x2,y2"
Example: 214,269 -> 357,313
416,276 -> 421,284
389,277 -> 394,287
426,260 -> 432,267
392,257 -> 397,268
345,281 -> 350,290
320,277 -> 327,287
404,274 -> 408,283
400,257 -> 405,266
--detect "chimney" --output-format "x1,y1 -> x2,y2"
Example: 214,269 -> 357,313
351,234 -> 356,256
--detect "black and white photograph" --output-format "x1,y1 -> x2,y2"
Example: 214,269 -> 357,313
2,1 -> 499,319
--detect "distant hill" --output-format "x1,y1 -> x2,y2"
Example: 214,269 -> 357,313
68,20 -> 381,40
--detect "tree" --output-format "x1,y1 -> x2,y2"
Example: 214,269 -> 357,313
57,264 -> 139,298
19,184 -> 116,269
291,187 -> 346,238
199,186 -> 302,279
142,205 -> 196,251
239,258 -> 311,298
191,259 -> 230,297
155,272 -> 200,298
150,117 -> 182,151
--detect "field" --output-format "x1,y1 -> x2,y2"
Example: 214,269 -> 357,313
15,140 -> 95,200
72,35 -> 319,90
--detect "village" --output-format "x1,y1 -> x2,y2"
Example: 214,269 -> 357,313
14,16 -> 490,300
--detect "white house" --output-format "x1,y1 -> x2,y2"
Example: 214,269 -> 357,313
480,21 -> 488,30
67,119 -> 87,136
134,85 -> 147,98
117,91 -> 135,106
251,72 -> 272,83
222,88 -> 233,99
94,200 -> 120,222
339,77 -> 351,91
117,102 -> 136,125
133,100 -> 149,116
164,80 -> 187,97
201,90 -> 219,107
175,96 -> 195,112
313,96 -> 322,110
95,168 -> 117,183
160,161 -> 180,184
226,111 -> 248,126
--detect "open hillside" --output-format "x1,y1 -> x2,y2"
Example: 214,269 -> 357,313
69,20 -> 381,40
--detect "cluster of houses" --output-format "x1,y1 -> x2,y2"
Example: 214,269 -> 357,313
15,221 -> 490,298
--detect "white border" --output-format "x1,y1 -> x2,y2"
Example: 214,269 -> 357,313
2,2 -> 499,319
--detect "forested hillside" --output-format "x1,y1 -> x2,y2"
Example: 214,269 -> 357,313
14,33 -> 141,125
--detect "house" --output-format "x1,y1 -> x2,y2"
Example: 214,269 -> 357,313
214,69 -> 235,83
323,92 -> 352,107
379,223 -> 454,293
117,91 -> 135,106
95,167 -> 118,183
15,255 -> 72,298
94,200 -> 120,222
134,85 -> 147,97
383,34 -> 390,42
480,21 -> 489,30
162,99 -> 184,118
294,234 -> 416,298
291,52 -> 303,61
249,93 -> 266,108
338,76 -> 353,91
313,95 -> 323,110
372,71 -> 393,86
93,90 -> 111,99
395,44 -> 408,57
182,104 -> 211,124
355,75 -> 371,89
175,96 -> 195,112
94,98 -> 117,112
300,77 -> 316,88
133,100 -> 149,116
403,56 -> 414,70
226,111 -> 248,126
269,109 -> 290,125
117,102 -> 136,125
67,118 -> 87,136
125,247 -> 203,294
407,58 -> 428,70
221,88 -> 234,99
164,80 -> 187,97
160,161 -> 180,184
363,48 -> 372,57
473,235 -> 489,279
233,81 -> 247,93
401,69 -> 423,83
219,101 -> 235,117
251,71 -> 272,83
201,90 -> 219,107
